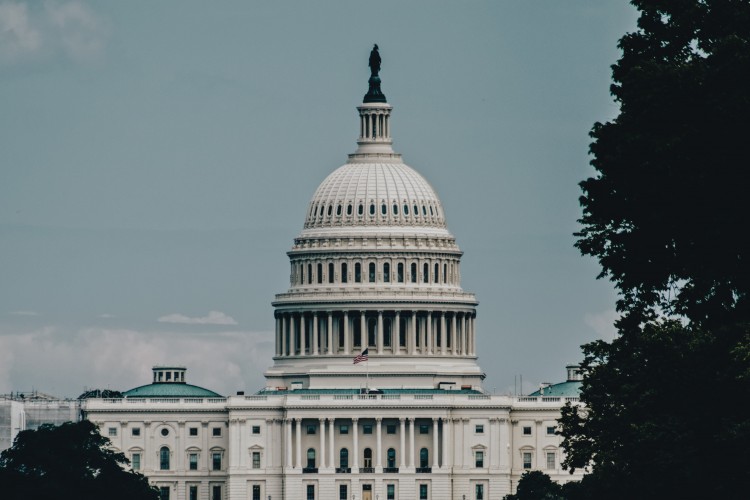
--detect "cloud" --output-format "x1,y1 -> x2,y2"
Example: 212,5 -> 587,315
0,0 -> 108,65
97,313 -> 115,318
158,310 -> 238,326
8,310 -> 40,316
584,309 -> 619,342
0,324 -> 273,396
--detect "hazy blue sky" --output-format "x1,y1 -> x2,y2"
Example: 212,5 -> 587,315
1,1 -> 638,396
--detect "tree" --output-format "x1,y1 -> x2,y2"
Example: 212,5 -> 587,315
561,1 -> 750,498
504,471 -> 564,500
0,420 -> 159,500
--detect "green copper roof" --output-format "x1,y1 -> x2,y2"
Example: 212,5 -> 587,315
123,383 -> 222,398
528,381 -> 582,397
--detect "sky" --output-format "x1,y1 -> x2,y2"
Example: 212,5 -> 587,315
0,1 -> 639,397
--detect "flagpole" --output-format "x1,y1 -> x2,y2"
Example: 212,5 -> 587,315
366,354 -> 369,392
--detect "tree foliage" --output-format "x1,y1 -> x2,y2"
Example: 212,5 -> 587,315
561,1 -> 750,498
504,471 -> 565,500
576,0 -> 750,327
0,420 -> 159,500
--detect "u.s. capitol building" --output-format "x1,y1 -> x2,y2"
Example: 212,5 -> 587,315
82,47 -> 583,500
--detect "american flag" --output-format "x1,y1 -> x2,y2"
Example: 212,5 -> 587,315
353,348 -> 369,364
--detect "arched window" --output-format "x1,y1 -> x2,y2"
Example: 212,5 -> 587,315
363,448 -> 373,468
300,263 -> 305,284
160,446 -> 170,470
404,204 -> 409,215
393,204 -> 398,215
358,204 -> 364,216
368,318 -> 377,347
308,264 -> 313,285
353,317 -> 362,347
397,263 -> 404,283
381,203 -> 387,216
369,204 -> 375,216
347,204 -> 353,216
355,263 -> 362,283
368,263 -> 376,283
443,263 -> 447,284
317,263 -> 323,284
328,263 -> 334,284
399,317 -> 407,347
341,263 -> 348,284
307,448 -> 316,469
383,263 -> 390,283
422,205 -> 427,216
429,205 -> 434,216
387,448 -> 396,468
413,205 -> 419,217
336,204 -> 342,216
423,263 -> 429,283
411,263 -> 417,283
340,448 -> 349,469
327,205 -> 333,217
434,263 -> 439,283
420,448 -> 429,468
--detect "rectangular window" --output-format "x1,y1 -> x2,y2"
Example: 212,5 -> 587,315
307,424 -> 317,435
212,453 -> 221,470
387,484 -> 395,500
131,427 -> 141,437
419,483 -> 428,500
340,425 -> 349,435
212,427 -> 222,437
189,486 -> 198,500
131,453 -> 141,471
547,452 -> 556,470
252,451 -> 261,469
386,424 -> 397,434
339,484 -> 347,500
475,450 -> 484,467
306,484 -> 315,500
189,453 -> 198,470
252,485 -> 261,500
476,484 -> 484,500
108,427 -> 117,437
363,424 -> 373,435
546,426 -> 556,436
523,426 -> 532,435
252,426 -> 261,435
211,485 -> 221,500
523,452 -> 532,469
160,487 -> 170,500
189,427 -> 198,436
419,424 -> 429,434
475,424 -> 484,434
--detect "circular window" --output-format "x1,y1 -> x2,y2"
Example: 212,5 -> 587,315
161,428 -> 169,437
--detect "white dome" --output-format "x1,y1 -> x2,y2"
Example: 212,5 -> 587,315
303,161 -> 446,230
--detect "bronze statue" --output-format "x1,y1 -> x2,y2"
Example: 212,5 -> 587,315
369,44 -> 381,77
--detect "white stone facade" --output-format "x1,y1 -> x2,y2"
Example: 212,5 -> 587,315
83,57 -> 584,500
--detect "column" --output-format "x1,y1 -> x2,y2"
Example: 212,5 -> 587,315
426,312 -> 433,355
442,418 -> 451,469
285,419 -> 293,468
462,419 -> 470,469
490,418 -> 500,469
410,312 -> 417,355
360,311 -> 366,351
409,418 -> 415,468
290,314 -> 297,355
300,313 -> 306,354
471,314 -> 477,355
394,311 -> 401,355
464,314 -> 470,355
312,312 -> 319,355
327,311 -> 333,354
499,418 -> 510,470
319,418 -> 326,469
440,312 -> 447,355
451,314 -> 457,356
282,315 -> 288,356
266,419 -> 274,469
329,419 -> 335,469
432,418 -> 439,468
399,418 -> 406,469
295,418 -> 302,469
352,418 -> 359,469
343,311 -> 350,355
375,417 -> 383,469
275,315 -> 281,356
377,311 -> 383,355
